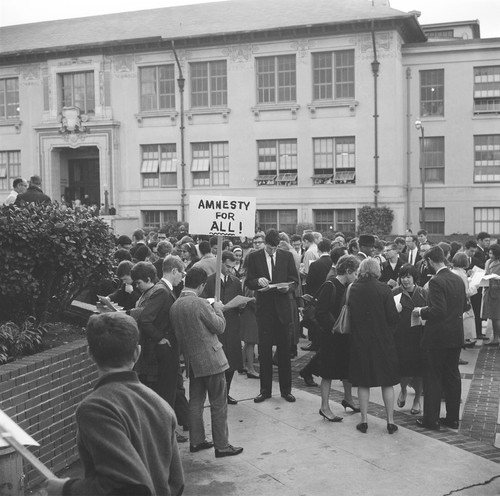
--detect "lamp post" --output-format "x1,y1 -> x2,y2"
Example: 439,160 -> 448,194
414,120 -> 426,230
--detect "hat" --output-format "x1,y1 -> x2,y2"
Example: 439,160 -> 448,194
358,234 -> 376,247
117,235 -> 132,246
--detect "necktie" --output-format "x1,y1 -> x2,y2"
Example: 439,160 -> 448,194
224,275 -> 228,285
409,251 -> 413,265
270,254 -> 275,278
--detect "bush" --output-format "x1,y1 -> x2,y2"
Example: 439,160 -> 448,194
357,206 -> 394,237
0,317 -> 50,364
0,203 -> 115,324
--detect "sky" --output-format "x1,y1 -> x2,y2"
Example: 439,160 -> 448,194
0,0 -> 499,38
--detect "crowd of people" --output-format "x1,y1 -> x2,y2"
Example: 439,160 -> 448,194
39,219 -> 500,492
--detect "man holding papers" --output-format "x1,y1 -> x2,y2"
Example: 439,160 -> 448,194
246,229 -> 299,403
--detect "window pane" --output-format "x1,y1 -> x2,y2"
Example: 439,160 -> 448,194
313,53 -> 333,100
140,67 -> 157,111
335,50 -> 355,99
0,78 -> 20,119
474,66 -> 500,113
60,72 -> 95,113
474,207 -> 500,235
314,209 -> 335,232
211,142 -> 229,186
474,134 -> 500,182
421,207 -> 445,234
257,57 -> 276,104
210,61 -> 227,107
423,137 -> 445,183
158,65 -> 175,109
258,140 -> 277,173
258,210 -> 278,232
278,209 -> 298,234
277,55 -> 296,103
420,69 -> 444,117
191,62 -> 209,107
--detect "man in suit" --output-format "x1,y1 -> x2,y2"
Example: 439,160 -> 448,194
405,234 -> 422,266
170,267 -> 243,458
130,257 -> 184,411
356,234 -> 375,261
15,175 -> 50,204
202,250 -> 243,404
471,232 -> 490,338
415,242 -> 433,286
246,229 -> 299,403
413,245 -> 468,431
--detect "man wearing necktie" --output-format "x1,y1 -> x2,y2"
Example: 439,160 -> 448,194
202,250 -> 244,404
246,229 -> 299,403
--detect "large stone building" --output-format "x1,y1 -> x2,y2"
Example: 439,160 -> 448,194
1,0 -> 499,236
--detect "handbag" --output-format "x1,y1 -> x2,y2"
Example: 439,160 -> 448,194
300,280 -> 333,327
332,284 -> 351,335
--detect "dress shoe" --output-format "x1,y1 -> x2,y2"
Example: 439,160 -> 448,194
440,417 -> 459,429
415,418 -> 440,431
281,393 -> 296,402
458,358 -> 468,365
227,395 -> 238,405
356,422 -> 368,433
300,343 -> 318,352
387,423 -> 398,434
215,444 -> 243,458
246,372 -> 260,379
463,340 -> 476,349
299,370 -> 317,387
254,393 -> 271,403
176,432 -> 188,443
190,440 -> 214,452
319,409 -> 343,422
341,399 -> 360,413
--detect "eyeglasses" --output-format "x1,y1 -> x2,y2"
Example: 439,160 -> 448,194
253,240 -> 264,245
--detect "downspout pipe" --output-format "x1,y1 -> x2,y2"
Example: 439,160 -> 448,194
371,22 -> 380,207
171,41 -> 186,222
405,68 -> 412,230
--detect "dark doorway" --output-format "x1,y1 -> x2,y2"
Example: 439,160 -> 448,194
65,158 -> 100,205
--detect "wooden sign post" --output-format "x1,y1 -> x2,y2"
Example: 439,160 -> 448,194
188,195 -> 256,301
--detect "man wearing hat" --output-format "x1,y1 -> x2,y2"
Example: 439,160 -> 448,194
357,234 -> 375,261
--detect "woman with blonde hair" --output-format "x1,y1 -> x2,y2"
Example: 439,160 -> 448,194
348,258 -> 400,434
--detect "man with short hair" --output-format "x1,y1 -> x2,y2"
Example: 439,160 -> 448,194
252,234 -> 265,250
405,235 -> 421,266
15,175 -> 50,204
170,267 -> 243,458
246,229 -> 299,403
192,240 -> 217,275
416,242 -> 433,286
130,257 -> 185,413
471,232 -> 490,338
394,236 -> 408,263
47,312 -> 184,496
154,240 -> 174,278
417,229 -> 428,245
4,177 -> 27,205
414,246 -> 468,431
380,243 -> 403,288
129,229 -> 146,258
290,234 -> 303,255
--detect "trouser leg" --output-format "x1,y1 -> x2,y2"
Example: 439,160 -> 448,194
442,348 -> 461,422
206,372 -> 229,450
258,331 -> 273,395
423,349 -> 442,426
188,375 -> 207,446
276,324 -> 292,395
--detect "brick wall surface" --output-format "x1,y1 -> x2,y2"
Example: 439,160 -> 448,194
0,339 -> 98,488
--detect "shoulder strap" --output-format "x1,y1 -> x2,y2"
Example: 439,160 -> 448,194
313,279 -> 334,299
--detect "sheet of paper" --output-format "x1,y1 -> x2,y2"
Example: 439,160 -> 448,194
469,267 -> 485,289
223,295 -> 255,310
410,312 -> 425,328
393,293 -> 402,306
0,408 -> 39,448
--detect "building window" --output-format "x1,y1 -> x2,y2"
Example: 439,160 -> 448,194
191,142 -> 229,187
420,69 -> 444,117
256,55 -> 296,104
256,139 -> 297,186
60,71 -> 95,114
257,209 -> 297,234
425,29 -> 454,39
473,66 -> 500,114
314,209 -> 356,234
0,78 -> 19,120
0,151 -> 21,191
474,135 -> 500,183
142,210 -> 178,229
422,137 -> 445,183
420,208 -> 445,235
312,50 -> 355,101
190,61 -> 227,108
475,207 -> 500,235
141,144 -> 177,188
312,137 -> 355,184
139,65 -> 175,111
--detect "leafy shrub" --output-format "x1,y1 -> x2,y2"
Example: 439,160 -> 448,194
159,220 -> 190,238
0,203 -> 115,324
0,317 -> 50,364
357,206 -> 394,237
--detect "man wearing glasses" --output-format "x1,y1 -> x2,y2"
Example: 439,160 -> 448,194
130,257 -> 186,422
252,234 -> 265,249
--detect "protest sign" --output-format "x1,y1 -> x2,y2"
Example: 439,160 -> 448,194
188,195 -> 256,237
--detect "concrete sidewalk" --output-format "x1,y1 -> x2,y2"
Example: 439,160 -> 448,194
181,368 -> 500,496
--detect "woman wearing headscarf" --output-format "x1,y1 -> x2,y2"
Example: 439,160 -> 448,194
348,258 -> 400,434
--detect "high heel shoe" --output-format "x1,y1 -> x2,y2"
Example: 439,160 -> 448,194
341,400 -> 361,413
246,372 -> 260,379
356,422 -> 368,433
387,423 -> 398,434
319,409 -> 343,422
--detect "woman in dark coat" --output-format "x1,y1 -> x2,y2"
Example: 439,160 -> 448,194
392,264 -> 427,415
316,255 -> 360,422
349,258 -> 400,434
